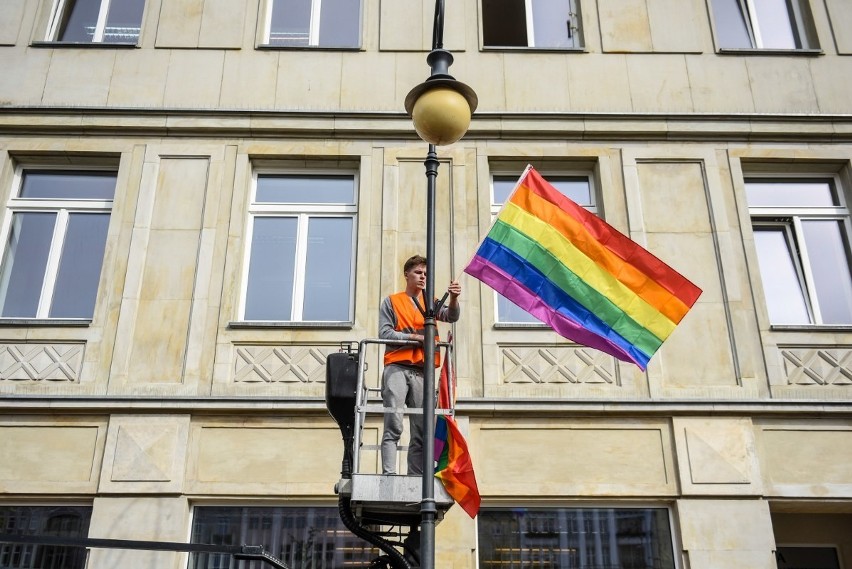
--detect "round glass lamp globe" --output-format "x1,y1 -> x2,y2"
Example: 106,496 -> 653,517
411,87 -> 472,146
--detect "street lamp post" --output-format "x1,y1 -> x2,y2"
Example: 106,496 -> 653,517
404,2 -> 477,568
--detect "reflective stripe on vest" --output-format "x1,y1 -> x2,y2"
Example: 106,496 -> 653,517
384,291 -> 442,367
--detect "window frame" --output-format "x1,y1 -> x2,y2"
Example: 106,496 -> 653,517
489,168 -> 598,327
476,504 -> 680,569
709,0 -> 819,52
260,0 -> 363,49
480,0 -> 584,51
746,173 -> 852,328
237,168 -> 358,326
44,0 -> 144,45
188,504 -> 381,569
0,166 -> 116,323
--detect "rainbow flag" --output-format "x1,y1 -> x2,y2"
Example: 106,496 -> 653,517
434,352 -> 480,518
464,166 -> 701,370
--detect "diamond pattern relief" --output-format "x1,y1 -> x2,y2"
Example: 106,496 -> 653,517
501,346 -> 618,385
234,345 -> 337,383
781,347 -> 852,386
0,343 -> 84,382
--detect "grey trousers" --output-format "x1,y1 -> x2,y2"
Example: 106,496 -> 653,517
381,363 -> 424,475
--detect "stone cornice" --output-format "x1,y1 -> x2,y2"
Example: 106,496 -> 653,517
1,107 -> 852,143
1,395 -> 850,417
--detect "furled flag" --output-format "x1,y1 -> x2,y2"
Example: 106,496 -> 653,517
434,347 -> 481,518
463,166 -> 702,370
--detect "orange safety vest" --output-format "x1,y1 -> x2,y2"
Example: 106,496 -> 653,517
384,292 -> 442,368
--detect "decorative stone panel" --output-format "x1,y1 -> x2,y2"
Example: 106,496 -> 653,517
780,347 -> 852,386
234,345 -> 338,384
500,345 -> 619,385
0,343 -> 84,382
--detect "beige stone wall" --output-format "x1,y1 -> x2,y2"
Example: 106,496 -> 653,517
0,0 -> 851,113
0,0 -> 850,566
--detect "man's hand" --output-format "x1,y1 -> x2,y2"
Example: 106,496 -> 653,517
447,280 -> 461,298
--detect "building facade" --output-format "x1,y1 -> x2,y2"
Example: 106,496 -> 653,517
1,0 -> 851,567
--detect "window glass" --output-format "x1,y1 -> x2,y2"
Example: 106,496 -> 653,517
104,0 -> 145,42
492,173 -> 594,323
57,0 -> 102,42
243,172 -> 357,323
53,0 -> 143,43
303,217 -> 353,321
532,0 -> 574,48
745,179 -> 836,208
0,505 -> 92,569
478,507 -> 676,569
49,213 -> 111,318
189,506 -> 379,569
711,0 -> 814,49
483,0 -> 580,48
256,175 -> 354,204
319,0 -> 361,48
0,170 -> 116,320
801,220 -> 852,324
752,226 -> 811,324
269,0 -> 311,46
21,171 -> 116,200
244,216 -> 298,321
0,213 -> 56,318
753,0 -> 798,48
709,0 -> 752,48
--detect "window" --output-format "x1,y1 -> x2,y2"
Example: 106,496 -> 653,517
491,173 -> 595,324
0,505 -> 92,569
264,0 -> 361,48
709,0 -> 817,50
482,0 -> 581,49
47,0 -> 145,43
0,170 -> 115,320
478,507 -> 676,569
241,173 -> 356,323
189,506 -> 379,568
746,177 -> 852,325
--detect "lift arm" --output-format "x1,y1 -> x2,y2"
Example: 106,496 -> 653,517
0,533 -> 291,569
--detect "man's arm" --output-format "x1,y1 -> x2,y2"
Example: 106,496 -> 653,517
379,296 -> 413,341
438,280 -> 461,323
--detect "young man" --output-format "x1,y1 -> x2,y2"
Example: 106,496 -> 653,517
378,255 -> 461,475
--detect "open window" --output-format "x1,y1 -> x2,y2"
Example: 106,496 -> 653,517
709,0 -> 818,50
482,0 -> 582,49
46,0 -> 145,44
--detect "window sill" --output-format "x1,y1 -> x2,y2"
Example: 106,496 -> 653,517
493,322 -> 549,329
31,41 -> 138,49
0,318 -> 91,327
228,321 -> 354,329
717,47 -> 823,56
481,46 -> 585,53
770,324 -> 852,332
256,44 -> 361,52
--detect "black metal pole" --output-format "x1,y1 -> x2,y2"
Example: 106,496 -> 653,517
421,143 -> 439,569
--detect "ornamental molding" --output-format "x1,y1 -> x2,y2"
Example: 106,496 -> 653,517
500,345 -> 619,386
0,342 -> 84,382
780,346 -> 852,387
234,344 -> 337,384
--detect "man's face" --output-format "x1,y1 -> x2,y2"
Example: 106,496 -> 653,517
404,263 -> 427,291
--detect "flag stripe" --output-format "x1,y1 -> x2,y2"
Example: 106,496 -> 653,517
483,224 -> 664,355
496,204 -> 676,341
508,186 -> 694,323
522,170 -> 702,307
465,253 -> 652,368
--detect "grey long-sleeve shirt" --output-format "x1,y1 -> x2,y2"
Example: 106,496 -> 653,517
378,294 -> 460,342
